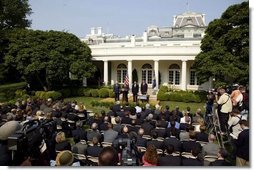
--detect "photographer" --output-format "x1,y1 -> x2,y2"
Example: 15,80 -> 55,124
217,87 -> 232,135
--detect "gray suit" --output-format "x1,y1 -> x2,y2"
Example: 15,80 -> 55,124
202,142 -> 220,156
72,141 -> 88,154
103,129 -> 118,143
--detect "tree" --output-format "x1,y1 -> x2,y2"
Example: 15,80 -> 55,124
193,1 -> 249,87
4,29 -> 96,90
0,0 -> 32,83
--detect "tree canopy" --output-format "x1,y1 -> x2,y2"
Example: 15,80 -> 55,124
193,1 -> 249,87
4,29 -> 96,90
0,0 -> 32,83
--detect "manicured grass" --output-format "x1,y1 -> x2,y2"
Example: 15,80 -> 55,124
64,96 -> 110,114
160,101 -> 206,114
64,96 -> 206,114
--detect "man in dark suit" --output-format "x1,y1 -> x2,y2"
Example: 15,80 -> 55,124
140,80 -> 148,95
181,144 -> 203,166
122,84 -> 129,102
159,145 -> 181,166
86,137 -> 103,157
113,81 -> 120,101
209,148 -> 232,166
163,130 -> 182,152
132,81 -> 139,102
235,120 -> 249,166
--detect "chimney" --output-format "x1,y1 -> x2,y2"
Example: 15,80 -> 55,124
91,27 -> 95,35
143,31 -> 147,43
131,35 -> 135,47
97,27 -> 102,35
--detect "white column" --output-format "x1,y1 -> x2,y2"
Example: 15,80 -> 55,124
181,60 -> 187,91
128,60 -> 132,89
154,60 -> 159,90
103,60 -> 108,86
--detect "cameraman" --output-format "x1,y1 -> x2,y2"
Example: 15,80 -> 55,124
0,121 -> 22,165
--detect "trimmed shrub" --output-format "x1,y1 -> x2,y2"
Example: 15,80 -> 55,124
15,89 -> 27,98
35,91 -> 62,100
83,88 -> 92,97
45,91 -> 62,100
159,86 -> 168,92
98,88 -> 109,98
108,89 -> 115,98
91,89 -> 99,97
157,90 -> 170,101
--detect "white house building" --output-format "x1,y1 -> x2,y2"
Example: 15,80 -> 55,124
81,12 -> 212,92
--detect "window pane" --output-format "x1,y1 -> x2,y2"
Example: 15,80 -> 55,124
148,70 -> 152,84
117,70 -> 121,83
169,71 -> 174,84
142,70 -> 146,82
175,70 -> 180,85
122,70 -> 127,83
190,70 -> 195,85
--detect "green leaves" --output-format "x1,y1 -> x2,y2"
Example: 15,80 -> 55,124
4,29 -> 95,90
193,1 -> 249,87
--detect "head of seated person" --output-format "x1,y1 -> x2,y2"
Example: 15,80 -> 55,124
98,146 -> 119,166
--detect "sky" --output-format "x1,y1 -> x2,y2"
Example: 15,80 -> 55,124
28,0 -> 248,38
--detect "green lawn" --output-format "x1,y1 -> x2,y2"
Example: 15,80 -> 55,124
64,96 -> 206,114
64,97 -> 110,114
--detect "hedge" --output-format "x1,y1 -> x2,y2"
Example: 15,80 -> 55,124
90,89 -> 99,97
98,88 -> 109,98
157,87 -> 206,103
0,82 -> 27,102
35,91 -> 62,100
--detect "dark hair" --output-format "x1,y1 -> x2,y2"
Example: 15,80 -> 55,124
219,148 -> 228,158
98,146 -> 119,166
166,144 -> 175,154
239,120 -> 249,127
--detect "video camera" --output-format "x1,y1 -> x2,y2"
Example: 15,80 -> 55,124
7,119 -> 56,165
113,138 -> 139,166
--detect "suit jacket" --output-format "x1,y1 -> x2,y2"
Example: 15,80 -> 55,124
132,83 -> 139,94
182,157 -> 203,166
72,141 -> 88,154
147,140 -> 164,150
86,146 -> 103,157
236,129 -> 249,161
163,137 -> 182,152
159,155 -> 181,166
141,122 -> 155,135
113,83 -> 120,94
86,130 -> 102,142
202,142 -> 220,156
136,136 -> 147,147
209,159 -> 232,166
196,132 -> 209,142
103,129 -> 118,143
72,128 -> 87,141
182,140 -> 200,153
141,83 -> 148,94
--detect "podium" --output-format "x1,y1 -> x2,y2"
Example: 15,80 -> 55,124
137,94 -> 149,103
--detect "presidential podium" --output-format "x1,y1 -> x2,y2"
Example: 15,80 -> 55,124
137,94 -> 149,103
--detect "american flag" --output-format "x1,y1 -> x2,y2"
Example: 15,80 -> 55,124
124,74 -> 129,86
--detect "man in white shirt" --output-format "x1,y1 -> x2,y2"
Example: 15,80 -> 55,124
217,88 -> 232,134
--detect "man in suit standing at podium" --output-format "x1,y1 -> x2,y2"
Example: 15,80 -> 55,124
122,83 -> 129,103
132,81 -> 139,103
141,80 -> 148,95
113,81 -> 120,101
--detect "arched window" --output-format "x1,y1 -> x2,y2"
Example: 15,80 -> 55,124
190,66 -> 198,85
142,64 -> 153,84
169,64 -> 180,85
117,64 -> 127,83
